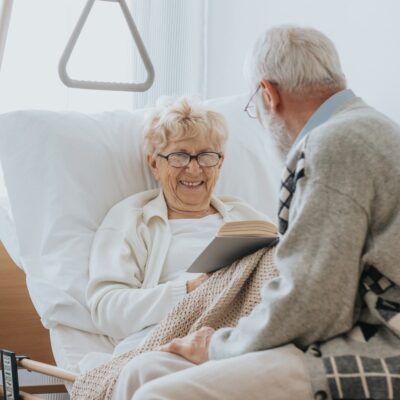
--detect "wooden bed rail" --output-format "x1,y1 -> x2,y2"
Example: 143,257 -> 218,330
18,358 -> 77,382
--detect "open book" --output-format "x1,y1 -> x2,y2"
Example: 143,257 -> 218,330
187,220 -> 279,273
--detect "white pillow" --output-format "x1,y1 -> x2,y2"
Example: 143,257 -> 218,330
0,95 -> 281,334
0,199 -> 21,267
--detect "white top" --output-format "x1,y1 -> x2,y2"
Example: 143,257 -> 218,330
87,189 -> 271,341
160,213 -> 224,284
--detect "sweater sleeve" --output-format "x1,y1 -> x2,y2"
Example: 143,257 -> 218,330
209,177 -> 369,359
86,228 -> 187,340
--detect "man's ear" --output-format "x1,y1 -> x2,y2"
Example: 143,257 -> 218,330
147,154 -> 160,181
260,80 -> 280,112
218,154 -> 225,170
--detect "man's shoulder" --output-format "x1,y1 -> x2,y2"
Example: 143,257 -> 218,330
306,99 -> 400,161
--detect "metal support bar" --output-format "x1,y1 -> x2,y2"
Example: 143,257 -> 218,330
58,0 -> 155,92
0,387 -> 42,400
0,0 -> 13,71
1,349 -> 21,400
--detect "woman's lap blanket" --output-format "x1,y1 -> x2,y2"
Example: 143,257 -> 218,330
71,247 -> 278,400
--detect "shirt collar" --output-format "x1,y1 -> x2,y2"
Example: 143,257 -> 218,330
143,189 -> 169,224
290,89 -> 356,153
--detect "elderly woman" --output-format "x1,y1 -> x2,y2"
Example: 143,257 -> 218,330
86,97 -> 268,352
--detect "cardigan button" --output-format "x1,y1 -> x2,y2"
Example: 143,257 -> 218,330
309,345 -> 322,358
314,390 -> 327,400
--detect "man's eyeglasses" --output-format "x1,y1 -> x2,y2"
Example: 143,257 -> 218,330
244,86 -> 260,119
157,152 -> 222,168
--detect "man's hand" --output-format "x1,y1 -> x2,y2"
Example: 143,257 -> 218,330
159,326 -> 215,364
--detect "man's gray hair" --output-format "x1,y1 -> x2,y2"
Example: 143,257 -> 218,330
244,25 -> 347,95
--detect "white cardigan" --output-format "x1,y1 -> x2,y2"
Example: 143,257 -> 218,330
87,189 -> 269,340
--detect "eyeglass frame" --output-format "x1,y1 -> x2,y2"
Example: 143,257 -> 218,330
244,86 -> 261,119
157,151 -> 223,168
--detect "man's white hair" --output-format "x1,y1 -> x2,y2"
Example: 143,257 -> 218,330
244,25 -> 347,95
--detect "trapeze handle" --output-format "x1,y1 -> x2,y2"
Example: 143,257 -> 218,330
58,0 -> 155,92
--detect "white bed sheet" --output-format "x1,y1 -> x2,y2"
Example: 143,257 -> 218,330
0,194 -> 22,267
50,325 -> 114,374
0,203 -> 133,376
50,323 -> 155,375
1,188 -> 154,376
0,194 -> 117,375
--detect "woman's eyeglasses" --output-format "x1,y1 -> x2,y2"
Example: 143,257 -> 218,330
157,152 -> 222,168
244,86 -> 260,119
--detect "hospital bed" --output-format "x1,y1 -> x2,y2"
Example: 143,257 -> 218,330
0,95 -> 282,399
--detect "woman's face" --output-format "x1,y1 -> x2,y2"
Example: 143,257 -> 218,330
147,135 -> 224,213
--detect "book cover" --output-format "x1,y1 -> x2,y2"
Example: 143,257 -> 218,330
188,224 -> 279,273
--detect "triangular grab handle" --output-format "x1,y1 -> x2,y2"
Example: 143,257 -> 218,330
58,0 -> 155,92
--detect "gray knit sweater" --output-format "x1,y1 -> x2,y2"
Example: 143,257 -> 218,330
209,97 -> 400,400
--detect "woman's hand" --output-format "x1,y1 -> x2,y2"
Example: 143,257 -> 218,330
186,273 -> 210,293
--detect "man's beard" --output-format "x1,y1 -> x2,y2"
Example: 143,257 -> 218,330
258,104 -> 294,161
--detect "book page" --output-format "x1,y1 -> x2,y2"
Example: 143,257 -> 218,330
218,220 -> 277,237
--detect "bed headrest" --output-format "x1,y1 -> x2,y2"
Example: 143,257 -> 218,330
0,95 -> 282,333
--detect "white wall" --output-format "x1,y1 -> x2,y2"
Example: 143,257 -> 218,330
129,0 -> 208,108
0,0 -> 399,122
205,0 -> 400,123
0,0 -> 135,112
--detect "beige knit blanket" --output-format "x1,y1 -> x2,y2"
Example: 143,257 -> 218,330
71,246 -> 278,400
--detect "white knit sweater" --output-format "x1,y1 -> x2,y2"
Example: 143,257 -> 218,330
86,189 -> 270,340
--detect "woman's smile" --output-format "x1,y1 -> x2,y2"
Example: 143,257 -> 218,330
179,180 -> 205,189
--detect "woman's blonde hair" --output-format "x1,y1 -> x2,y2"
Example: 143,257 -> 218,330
143,96 -> 229,157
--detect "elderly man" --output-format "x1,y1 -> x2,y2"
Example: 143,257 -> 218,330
112,25 -> 400,400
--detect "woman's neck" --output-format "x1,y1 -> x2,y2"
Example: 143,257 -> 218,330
167,204 -> 217,219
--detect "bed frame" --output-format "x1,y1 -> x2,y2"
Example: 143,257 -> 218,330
0,241 -> 76,399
